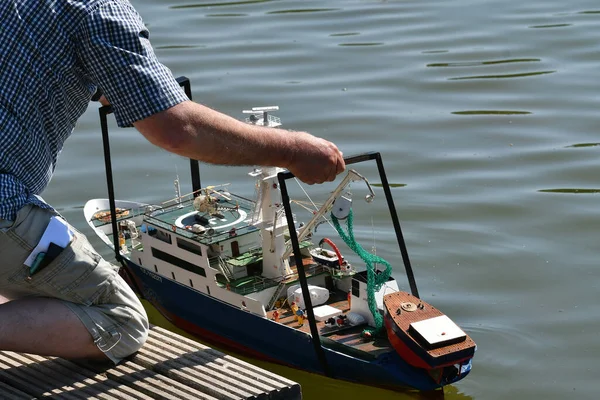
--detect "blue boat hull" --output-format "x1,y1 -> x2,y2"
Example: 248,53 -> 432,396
123,259 -> 457,391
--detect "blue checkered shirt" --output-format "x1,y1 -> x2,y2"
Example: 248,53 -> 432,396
0,0 -> 188,221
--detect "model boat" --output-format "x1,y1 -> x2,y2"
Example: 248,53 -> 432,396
84,79 -> 475,391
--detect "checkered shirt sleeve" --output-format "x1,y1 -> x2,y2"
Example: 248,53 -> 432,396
77,1 -> 188,127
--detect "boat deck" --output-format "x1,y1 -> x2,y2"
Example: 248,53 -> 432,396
384,291 -> 476,360
90,194 -> 259,246
144,194 -> 259,245
267,292 -> 394,358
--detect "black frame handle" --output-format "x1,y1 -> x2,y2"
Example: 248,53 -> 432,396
278,152 -> 419,376
99,76 -> 200,262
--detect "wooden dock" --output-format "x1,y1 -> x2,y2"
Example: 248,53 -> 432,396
0,326 -> 301,400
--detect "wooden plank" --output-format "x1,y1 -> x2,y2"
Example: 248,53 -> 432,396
0,352 -> 76,398
0,380 -> 32,400
102,360 -> 218,400
149,327 -> 291,388
54,358 -> 154,400
141,334 -> 276,394
149,327 -> 302,400
16,353 -> 126,400
132,348 -> 250,400
149,327 -> 291,387
3,352 -> 110,400
0,325 -> 302,400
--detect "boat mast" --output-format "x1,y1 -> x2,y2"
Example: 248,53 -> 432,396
176,77 -> 202,196
244,107 -> 292,279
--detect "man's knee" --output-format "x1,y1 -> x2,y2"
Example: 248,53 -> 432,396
64,271 -> 149,364
102,302 -> 149,362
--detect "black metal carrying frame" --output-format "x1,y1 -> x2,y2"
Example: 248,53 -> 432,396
98,78 -> 420,377
278,152 -> 420,377
100,76 -> 201,264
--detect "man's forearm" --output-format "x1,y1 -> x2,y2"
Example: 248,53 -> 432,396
134,100 -> 297,167
134,100 -> 345,185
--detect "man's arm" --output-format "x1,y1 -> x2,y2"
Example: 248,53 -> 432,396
133,100 -> 345,185
78,3 -> 344,183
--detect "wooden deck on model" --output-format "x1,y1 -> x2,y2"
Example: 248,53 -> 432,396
384,291 -> 476,360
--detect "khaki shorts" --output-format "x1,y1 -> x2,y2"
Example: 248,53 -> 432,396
0,204 -> 148,364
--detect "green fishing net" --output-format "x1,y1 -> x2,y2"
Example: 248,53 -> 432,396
332,210 -> 392,335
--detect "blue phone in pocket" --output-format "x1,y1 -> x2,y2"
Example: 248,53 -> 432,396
29,242 -> 65,276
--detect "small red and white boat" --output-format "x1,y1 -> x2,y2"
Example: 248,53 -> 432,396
383,291 -> 476,384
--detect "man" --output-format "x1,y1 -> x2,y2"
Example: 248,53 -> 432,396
0,0 -> 344,364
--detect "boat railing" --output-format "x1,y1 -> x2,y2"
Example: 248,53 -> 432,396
160,190 -> 256,213
91,206 -> 146,228
266,280 -> 288,310
210,256 -> 235,282
290,261 -> 328,279
128,236 -> 143,252
144,213 -> 259,246
231,276 -> 280,296
243,244 -> 263,255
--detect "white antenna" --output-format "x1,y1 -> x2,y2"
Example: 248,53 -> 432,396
243,106 -> 281,127
174,166 -> 182,207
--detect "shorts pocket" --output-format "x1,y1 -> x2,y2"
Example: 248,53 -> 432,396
8,230 -> 115,306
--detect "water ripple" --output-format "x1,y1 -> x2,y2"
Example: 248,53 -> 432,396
428,58 -> 540,68
329,32 -> 360,37
529,23 -> 571,28
338,42 -> 384,47
566,143 -> 600,148
170,0 -> 274,9
267,8 -> 339,14
449,70 -> 555,80
206,13 -> 248,17
538,188 -> 600,194
461,322 -> 541,349
452,110 -> 531,115
371,183 -> 406,188
155,45 -> 205,50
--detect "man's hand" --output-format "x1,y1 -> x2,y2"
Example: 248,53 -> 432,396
98,96 -> 110,106
286,132 -> 345,184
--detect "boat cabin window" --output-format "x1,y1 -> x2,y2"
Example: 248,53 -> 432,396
215,273 -> 227,287
351,278 -> 360,298
177,238 -> 203,256
246,261 -> 262,276
154,229 -> 172,244
151,247 -> 207,277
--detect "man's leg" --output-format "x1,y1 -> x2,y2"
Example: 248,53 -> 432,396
0,205 -> 148,363
0,297 -> 107,360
